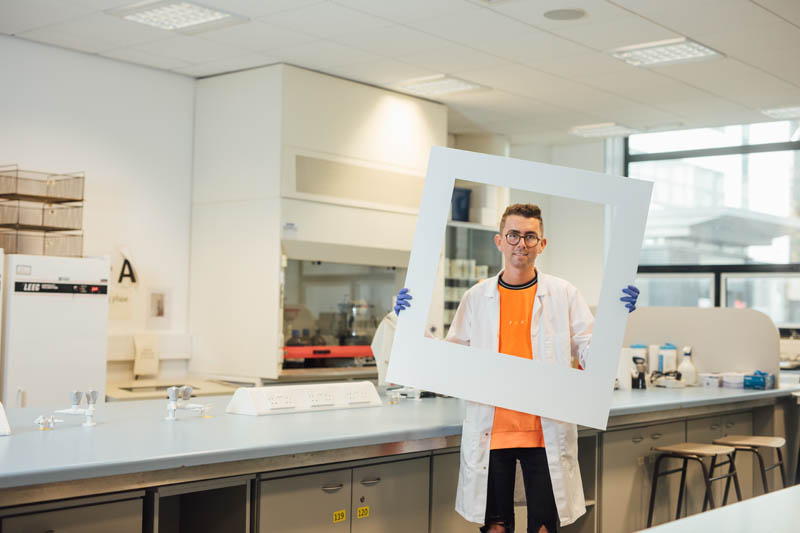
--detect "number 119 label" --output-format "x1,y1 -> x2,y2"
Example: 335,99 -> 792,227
333,510 -> 346,523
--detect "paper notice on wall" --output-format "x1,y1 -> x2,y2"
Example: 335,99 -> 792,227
109,285 -> 134,320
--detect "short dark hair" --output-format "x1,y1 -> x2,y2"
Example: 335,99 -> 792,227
499,203 -> 543,234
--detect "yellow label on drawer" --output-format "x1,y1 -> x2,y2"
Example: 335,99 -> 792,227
333,509 -> 346,523
357,506 -> 370,519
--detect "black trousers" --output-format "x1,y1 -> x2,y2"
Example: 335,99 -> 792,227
480,448 -> 558,533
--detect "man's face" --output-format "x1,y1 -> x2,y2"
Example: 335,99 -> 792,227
493,215 -> 547,272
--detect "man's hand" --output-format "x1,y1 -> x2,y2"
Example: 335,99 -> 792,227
394,288 -> 412,315
620,285 -> 640,313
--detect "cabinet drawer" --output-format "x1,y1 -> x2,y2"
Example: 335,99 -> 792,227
601,421 -> 685,532
2,498 -> 142,533
352,457 -> 430,533
431,453 -> 474,532
260,469 -> 351,532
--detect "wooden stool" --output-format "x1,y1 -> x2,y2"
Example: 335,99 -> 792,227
713,435 -> 787,496
646,442 -> 742,528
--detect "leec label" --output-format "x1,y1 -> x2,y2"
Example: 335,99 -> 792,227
333,510 -> 346,523
357,506 -> 370,519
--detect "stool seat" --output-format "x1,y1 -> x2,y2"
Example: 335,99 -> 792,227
654,442 -> 735,457
713,435 -> 786,448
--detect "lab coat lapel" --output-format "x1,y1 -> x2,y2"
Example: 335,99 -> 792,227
482,274 -> 501,347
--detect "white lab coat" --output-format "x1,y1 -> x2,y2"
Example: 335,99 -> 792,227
370,311 -> 397,386
448,270 -> 593,527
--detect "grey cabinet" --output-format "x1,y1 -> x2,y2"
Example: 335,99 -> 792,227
722,412 -> 754,500
430,452 -> 474,532
600,421 -> 684,532
260,469 -> 351,532
2,498 -> 142,533
351,457 -> 430,533
684,413 -> 754,516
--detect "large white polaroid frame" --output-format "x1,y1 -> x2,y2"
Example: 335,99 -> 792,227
387,147 -> 652,430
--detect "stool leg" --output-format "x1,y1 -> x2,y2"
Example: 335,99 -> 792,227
722,449 -> 736,505
701,457 -> 716,511
777,448 -> 787,488
647,455 -> 666,528
755,449 -> 770,494
728,453 -> 742,503
675,458 -> 688,520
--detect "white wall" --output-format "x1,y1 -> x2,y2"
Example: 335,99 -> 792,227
510,140 -> 606,304
0,36 -> 195,336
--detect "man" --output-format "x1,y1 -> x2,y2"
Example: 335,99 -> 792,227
394,204 -> 638,532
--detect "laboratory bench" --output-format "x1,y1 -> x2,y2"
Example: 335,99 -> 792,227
0,385 -> 799,532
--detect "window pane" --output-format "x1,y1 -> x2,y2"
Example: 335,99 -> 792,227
629,120 -> 799,154
630,149 -> 800,265
724,275 -> 800,327
635,276 -> 714,307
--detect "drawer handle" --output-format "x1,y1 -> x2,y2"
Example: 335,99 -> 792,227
710,424 -> 720,430
726,422 -> 735,428
651,433 -> 663,440
632,437 -> 644,444
321,484 -> 344,493
360,478 -> 381,486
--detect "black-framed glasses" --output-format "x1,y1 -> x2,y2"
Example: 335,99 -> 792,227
505,232 -> 540,247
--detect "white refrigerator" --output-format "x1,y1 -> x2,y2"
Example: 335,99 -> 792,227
1,254 -> 110,408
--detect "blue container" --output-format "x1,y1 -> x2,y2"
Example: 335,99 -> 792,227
451,187 -> 471,222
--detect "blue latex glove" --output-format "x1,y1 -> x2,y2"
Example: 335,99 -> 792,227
394,288 -> 412,315
620,285 -> 640,313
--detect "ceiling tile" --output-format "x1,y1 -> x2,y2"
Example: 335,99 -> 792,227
18,12 -> 171,52
131,36 -> 250,63
752,0 -> 800,26
198,20 -> 316,51
331,24 -> 452,58
527,52 -> 637,78
468,28 -> 591,64
548,13 -> 681,51
0,0 -> 94,35
407,6 -> 535,48
653,58 -> 800,108
611,0 -> 782,38
70,0 -> 137,9
488,0 -> 635,30
171,52 -> 278,77
440,90 -> 564,122
260,1 -> 392,39
270,40 -> 381,70
399,44 -> 508,74
101,47 -> 193,70
332,0 -> 479,24
325,58 -> 436,85
575,68 -> 716,104
200,0 -> 326,18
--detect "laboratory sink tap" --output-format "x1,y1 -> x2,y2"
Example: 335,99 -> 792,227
54,389 -> 99,427
165,386 -> 210,421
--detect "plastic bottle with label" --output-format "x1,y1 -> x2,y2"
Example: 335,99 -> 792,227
677,346 -> 698,385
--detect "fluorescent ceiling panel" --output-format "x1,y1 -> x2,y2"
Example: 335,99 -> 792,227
108,1 -> 246,34
570,122 -> 638,138
611,37 -> 722,67
761,106 -> 800,119
398,75 -> 484,97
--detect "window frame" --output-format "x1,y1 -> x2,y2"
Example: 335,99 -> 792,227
625,133 -> 800,334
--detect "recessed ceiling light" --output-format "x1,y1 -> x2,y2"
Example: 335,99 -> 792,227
543,9 -> 586,21
761,106 -> 800,119
610,37 -> 722,67
108,1 -> 247,34
569,122 -> 638,138
398,75 -> 484,97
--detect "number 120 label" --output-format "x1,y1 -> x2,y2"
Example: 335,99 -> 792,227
357,506 -> 370,519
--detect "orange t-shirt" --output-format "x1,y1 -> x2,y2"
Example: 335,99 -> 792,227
490,275 -> 545,450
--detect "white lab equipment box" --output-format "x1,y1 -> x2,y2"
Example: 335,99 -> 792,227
1,254 -> 109,408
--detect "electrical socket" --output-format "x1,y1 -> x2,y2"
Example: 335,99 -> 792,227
307,391 -> 335,407
266,393 -> 296,410
346,390 -> 371,405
